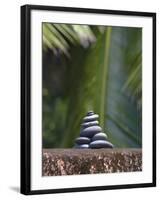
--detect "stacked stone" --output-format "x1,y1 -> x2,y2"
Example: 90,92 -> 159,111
74,111 -> 113,149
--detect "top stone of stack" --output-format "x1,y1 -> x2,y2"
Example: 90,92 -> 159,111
83,111 -> 99,122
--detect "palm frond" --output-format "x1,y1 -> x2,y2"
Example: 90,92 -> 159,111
106,27 -> 142,147
43,23 -> 96,55
61,28 -> 112,147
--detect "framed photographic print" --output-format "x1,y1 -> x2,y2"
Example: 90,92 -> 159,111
21,4 -> 156,195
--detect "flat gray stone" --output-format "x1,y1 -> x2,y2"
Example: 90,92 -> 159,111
75,137 -> 90,144
81,121 -> 99,129
89,140 -> 113,148
92,133 -> 108,141
74,144 -> 89,149
83,114 -> 99,122
80,126 -> 102,138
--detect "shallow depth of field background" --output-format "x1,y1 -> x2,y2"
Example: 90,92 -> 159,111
42,23 -> 142,148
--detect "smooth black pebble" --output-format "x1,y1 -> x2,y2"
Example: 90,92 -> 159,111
83,114 -> 99,122
87,111 -> 94,116
75,137 -> 90,144
89,140 -> 114,148
81,120 -> 99,129
92,132 -> 108,141
80,126 -> 102,138
74,144 -> 89,149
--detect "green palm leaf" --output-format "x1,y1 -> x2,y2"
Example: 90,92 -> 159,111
106,27 -> 142,147
61,28 -> 112,147
43,23 -> 96,55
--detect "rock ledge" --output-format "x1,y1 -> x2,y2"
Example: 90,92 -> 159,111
42,148 -> 142,176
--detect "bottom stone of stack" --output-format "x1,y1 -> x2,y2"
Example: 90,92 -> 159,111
89,140 -> 114,148
74,144 -> 89,149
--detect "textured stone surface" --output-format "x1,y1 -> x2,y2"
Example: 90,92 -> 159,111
42,148 -> 142,176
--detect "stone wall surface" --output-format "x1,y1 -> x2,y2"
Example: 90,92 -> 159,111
42,148 -> 142,176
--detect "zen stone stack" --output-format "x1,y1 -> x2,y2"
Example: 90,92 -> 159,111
74,111 -> 114,149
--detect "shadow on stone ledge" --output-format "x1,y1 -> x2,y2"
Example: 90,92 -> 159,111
42,148 -> 142,176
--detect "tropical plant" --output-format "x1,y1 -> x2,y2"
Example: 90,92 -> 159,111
42,23 -> 142,148
43,23 -> 96,55
106,27 -> 142,147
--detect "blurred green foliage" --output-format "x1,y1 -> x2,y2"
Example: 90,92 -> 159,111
42,23 -> 142,148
